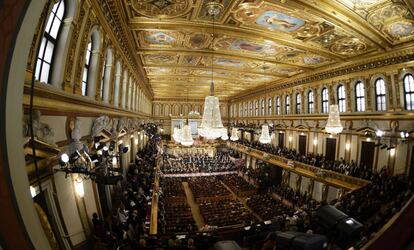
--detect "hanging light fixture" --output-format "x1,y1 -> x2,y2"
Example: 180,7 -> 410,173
325,104 -> 343,134
230,127 -> 239,141
259,124 -> 271,144
198,1 -> 226,140
180,125 -> 194,146
172,127 -> 182,143
180,67 -> 194,146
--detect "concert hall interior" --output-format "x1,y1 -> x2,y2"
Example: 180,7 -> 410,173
2,0 -> 414,249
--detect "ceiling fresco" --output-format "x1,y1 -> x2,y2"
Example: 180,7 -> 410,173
116,0 -> 414,99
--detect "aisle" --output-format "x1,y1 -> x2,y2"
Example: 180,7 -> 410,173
182,182 -> 205,230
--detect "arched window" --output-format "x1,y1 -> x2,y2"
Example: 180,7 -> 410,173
100,55 -> 107,100
403,74 -> 414,110
308,90 -> 314,114
285,95 -> 290,114
355,81 -> 365,112
81,41 -> 92,96
267,97 -> 272,115
321,87 -> 329,113
249,102 -> 253,116
35,0 -> 65,83
296,93 -> 301,114
337,85 -> 346,112
275,97 -> 280,115
260,98 -> 265,116
375,78 -> 386,111
244,102 -> 248,116
255,100 -> 259,116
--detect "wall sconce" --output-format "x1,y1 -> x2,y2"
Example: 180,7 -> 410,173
130,134 -> 134,138
345,143 -> 351,151
74,178 -> 85,198
389,148 -> 396,157
134,138 -> 139,145
376,130 -> 383,137
329,134 -> 333,138
366,137 -> 371,142
313,139 -> 318,146
288,136 -> 293,142
300,132 -> 305,136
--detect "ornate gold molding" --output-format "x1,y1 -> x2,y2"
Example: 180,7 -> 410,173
234,47 -> 414,101
23,83 -> 151,118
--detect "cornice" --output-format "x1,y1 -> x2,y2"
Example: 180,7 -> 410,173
153,98 -> 230,103
229,111 -> 414,121
233,46 -> 414,101
23,83 -> 151,118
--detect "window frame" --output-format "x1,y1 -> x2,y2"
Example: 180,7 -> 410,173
285,95 -> 290,114
34,0 -> 65,84
337,85 -> 346,112
355,81 -> 365,112
375,78 -> 386,111
295,93 -> 301,114
308,90 -> 314,114
82,41 -> 92,96
267,97 -> 272,115
276,97 -> 280,115
321,87 -> 329,113
403,74 -> 414,110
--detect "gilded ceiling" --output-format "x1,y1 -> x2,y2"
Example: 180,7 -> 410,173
117,0 -> 414,99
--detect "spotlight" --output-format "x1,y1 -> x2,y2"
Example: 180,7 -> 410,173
61,153 -> 69,163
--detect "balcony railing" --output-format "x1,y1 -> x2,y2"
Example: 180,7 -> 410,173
227,141 -> 370,191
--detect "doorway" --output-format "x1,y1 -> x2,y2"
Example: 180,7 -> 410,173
278,133 -> 285,148
299,135 -> 307,155
325,138 -> 336,161
360,141 -> 375,169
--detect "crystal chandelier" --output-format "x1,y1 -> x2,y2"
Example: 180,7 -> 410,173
221,130 -> 229,140
325,104 -> 343,134
180,125 -> 194,146
198,1 -> 227,140
180,67 -> 194,146
230,127 -> 239,141
172,127 -> 182,143
259,124 -> 271,144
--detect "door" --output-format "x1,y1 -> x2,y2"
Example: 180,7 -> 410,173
360,141 -> 375,169
278,133 -> 285,148
299,135 -> 307,155
325,138 -> 336,161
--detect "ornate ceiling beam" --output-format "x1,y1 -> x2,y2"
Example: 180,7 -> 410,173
137,48 -> 312,69
128,20 -> 345,61
143,64 -> 303,77
295,0 -> 390,50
